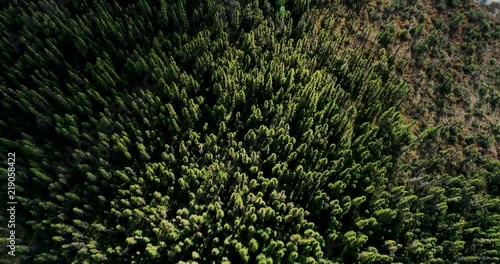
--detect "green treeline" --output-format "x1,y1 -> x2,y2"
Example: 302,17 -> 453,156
0,0 -> 498,263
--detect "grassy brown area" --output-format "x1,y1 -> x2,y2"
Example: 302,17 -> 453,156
309,0 -> 499,173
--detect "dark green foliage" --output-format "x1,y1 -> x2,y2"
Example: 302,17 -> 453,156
0,0 -> 498,263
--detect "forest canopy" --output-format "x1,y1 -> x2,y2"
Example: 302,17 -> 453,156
0,0 -> 499,263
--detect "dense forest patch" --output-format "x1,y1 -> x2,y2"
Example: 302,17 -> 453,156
0,0 -> 498,263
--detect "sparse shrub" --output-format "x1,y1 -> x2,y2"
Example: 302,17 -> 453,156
426,30 -> 440,46
432,17 -> 445,30
449,13 -> 464,32
478,86 -> 488,99
398,30 -> 410,41
438,76 -> 453,94
477,134 -> 493,149
410,24 -> 425,37
466,26 -> 481,40
412,42 -> 429,55
480,20 -> 491,33
467,9 -> 485,23
436,0 -> 446,11
464,63 -> 479,75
